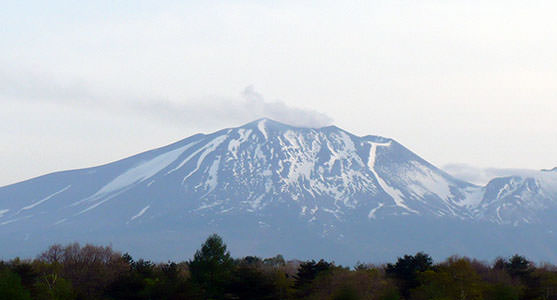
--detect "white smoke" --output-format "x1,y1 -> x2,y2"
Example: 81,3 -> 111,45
126,86 -> 333,128
240,86 -> 333,128
0,68 -> 333,129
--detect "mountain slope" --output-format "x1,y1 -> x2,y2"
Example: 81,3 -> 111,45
475,171 -> 557,225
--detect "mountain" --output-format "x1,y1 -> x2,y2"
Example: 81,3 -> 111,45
476,172 -> 557,225
1,119 -> 557,264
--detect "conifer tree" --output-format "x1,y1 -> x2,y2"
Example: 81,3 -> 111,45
188,234 -> 234,299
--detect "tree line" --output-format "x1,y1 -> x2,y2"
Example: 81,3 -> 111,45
2,234 -> 557,299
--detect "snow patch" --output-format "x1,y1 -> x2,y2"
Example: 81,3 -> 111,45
322,207 -> 343,220
53,218 -> 67,225
538,171 -> 557,195
496,206 -> 503,224
286,157 -> 315,184
367,141 -> 418,214
257,119 -> 268,139
249,194 -> 265,210
181,135 -> 228,183
204,156 -> 221,194
338,132 -> 356,153
130,205 -> 150,221
310,206 -> 319,214
281,131 -> 320,184
406,162 -> 452,201
20,185 -> 71,211
220,207 -> 233,214
98,144 -> 193,195
75,187 -> 131,215
258,221 -> 270,228
196,200 -> 223,211
165,140 -> 206,174
1,219 -> 18,225
458,187 -> 484,207
227,129 -> 252,158
1,215 -> 32,226
368,203 -> 384,219
323,132 -> 365,173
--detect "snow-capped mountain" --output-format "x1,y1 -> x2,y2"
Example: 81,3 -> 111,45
475,171 -> 557,225
1,119 -> 556,263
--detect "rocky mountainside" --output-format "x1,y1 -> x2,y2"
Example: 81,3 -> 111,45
1,119 -> 556,263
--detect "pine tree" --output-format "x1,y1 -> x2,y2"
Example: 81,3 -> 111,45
385,252 -> 433,298
188,234 -> 234,299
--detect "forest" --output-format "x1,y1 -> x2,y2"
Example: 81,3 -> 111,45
2,234 -> 557,300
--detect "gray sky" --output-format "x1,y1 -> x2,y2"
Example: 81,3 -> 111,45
2,0 -> 556,186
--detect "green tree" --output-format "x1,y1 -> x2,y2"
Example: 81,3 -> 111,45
385,252 -> 433,298
411,257 -> 484,300
483,283 -> 519,300
188,234 -> 234,299
0,268 -> 31,300
537,267 -> 557,300
332,286 -> 360,300
293,259 -> 334,297
494,255 -> 537,299
33,273 -> 74,300
9,259 -> 38,293
506,255 -> 533,280
307,267 -> 399,300
228,264 -> 279,300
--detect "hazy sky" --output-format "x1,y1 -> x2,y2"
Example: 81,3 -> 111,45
2,1 -> 556,186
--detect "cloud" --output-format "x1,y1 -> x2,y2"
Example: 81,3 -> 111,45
0,67 -> 333,129
443,163 -> 539,186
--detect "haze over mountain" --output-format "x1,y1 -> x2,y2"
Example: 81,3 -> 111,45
1,119 -> 556,264
442,164 -> 546,186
